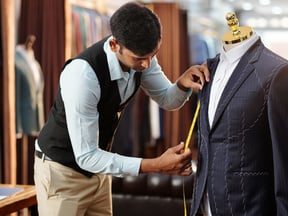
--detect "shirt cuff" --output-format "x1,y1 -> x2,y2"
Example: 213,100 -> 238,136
117,155 -> 142,176
174,83 -> 192,101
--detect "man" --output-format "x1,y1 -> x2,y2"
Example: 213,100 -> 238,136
34,2 -> 209,216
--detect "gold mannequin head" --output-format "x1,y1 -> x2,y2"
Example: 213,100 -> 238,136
222,12 -> 253,44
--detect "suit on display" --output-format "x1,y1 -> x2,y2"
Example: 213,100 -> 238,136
15,35 -> 45,136
190,13 -> 288,215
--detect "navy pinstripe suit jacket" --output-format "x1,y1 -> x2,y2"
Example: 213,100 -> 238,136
190,38 -> 288,216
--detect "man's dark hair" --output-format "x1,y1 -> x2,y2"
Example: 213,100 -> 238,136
110,2 -> 162,56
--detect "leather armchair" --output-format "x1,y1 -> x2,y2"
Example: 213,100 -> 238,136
112,173 -> 194,216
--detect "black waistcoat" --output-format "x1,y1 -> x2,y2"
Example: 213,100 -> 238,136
38,37 -> 141,177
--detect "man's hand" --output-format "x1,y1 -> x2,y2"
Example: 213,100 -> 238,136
140,142 -> 193,176
177,63 -> 210,92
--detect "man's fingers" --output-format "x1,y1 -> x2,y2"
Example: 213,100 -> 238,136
192,72 -> 205,89
200,63 -> 210,82
181,166 -> 192,176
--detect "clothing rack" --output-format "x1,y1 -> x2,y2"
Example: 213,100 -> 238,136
69,0 -> 107,13
69,0 -> 110,56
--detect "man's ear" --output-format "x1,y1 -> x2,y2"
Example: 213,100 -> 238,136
109,38 -> 118,52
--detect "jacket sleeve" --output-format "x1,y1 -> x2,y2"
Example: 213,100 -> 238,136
268,64 -> 288,215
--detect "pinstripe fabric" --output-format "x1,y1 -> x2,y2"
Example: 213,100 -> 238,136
190,38 -> 288,216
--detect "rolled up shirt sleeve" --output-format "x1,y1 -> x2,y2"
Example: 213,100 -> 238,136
140,57 -> 192,110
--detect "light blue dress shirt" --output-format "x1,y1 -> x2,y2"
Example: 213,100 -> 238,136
37,36 -> 192,177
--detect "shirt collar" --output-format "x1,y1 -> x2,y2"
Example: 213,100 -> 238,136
103,36 -> 136,81
220,32 -> 259,64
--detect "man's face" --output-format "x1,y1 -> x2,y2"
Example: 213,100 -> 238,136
109,38 -> 161,72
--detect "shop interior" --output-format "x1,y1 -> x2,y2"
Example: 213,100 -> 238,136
1,0 -> 287,214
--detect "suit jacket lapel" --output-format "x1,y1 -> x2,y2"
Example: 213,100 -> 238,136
211,39 -> 263,130
199,55 -> 220,134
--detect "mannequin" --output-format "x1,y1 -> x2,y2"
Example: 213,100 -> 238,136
222,12 -> 253,45
15,35 -> 44,184
15,34 -> 45,184
15,34 -> 45,136
190,12 -> 288,216
208,12 -> 259,128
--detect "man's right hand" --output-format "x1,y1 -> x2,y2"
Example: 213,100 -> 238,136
140,142 -> 193,176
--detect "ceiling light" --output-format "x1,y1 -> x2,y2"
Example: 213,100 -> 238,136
281,17 -> 288,28
270,18 -> 280,28
258,0 -> 271,6
242,2 -> 253,11
271,6 -> 283,15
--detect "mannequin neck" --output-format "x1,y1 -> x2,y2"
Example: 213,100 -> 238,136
223,31 -> 255,52
223,41 -> 244,52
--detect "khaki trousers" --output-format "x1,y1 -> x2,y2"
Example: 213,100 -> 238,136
34,156 -> 112,216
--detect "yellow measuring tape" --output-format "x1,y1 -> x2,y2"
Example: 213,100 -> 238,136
183,100 -> 200,216
184,101 -> 200,151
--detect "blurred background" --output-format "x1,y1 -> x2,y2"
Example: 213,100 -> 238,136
1,0 -> 287,185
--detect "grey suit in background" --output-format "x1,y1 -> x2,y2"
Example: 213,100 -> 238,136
15,45 -> 45,136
